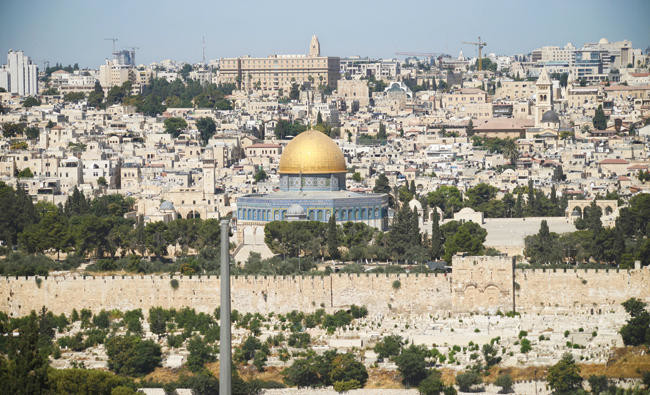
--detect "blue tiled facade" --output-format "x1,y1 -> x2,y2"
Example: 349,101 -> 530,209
236,193 -> 388,229
279,173 -> 347,192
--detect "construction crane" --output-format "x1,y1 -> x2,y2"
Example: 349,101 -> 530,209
104,37 -> 118,54
462,36 -> 487,71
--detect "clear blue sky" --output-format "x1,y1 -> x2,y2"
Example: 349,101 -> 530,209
1,0 -> 648,68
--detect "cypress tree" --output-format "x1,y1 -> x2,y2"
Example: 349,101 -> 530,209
409,206 -> 421,246
593,105 -> 607,130
373,173 -> 391,194
550,185 -> 559,215
539,220 -> 551,244
527,180 -> 535,216
327,215 -> 338,259
514,192 -> 524,218
389,204 -> 416,259
431,210 -> 443,260
378,122 -> 387,140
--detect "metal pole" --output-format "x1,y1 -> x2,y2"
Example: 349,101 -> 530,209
219,219 -> 231,395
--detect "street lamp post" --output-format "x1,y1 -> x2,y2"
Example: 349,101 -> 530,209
219,219 -> 231,395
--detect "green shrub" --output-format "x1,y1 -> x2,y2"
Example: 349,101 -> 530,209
167,334 -> 184,348
333,379 -> 361,392
253,350 -> 268,372
48,368 -> 135,394
456,371 -> 482,392
494,373 -> 513,393
349,305 -> 368,318
373,335 -> 404,360
547,353 -> 582,394
392,280 -> 401,290
187,336 -> 216,372
170,279 -> 179,290
287,332 -> 311,348
394,344 -> 428,386
93,310 -> 110,329
105,335 -> 162,376
587,375 -> 609,394
52,345 -> 62,359
418,370 -> 445,395
328,353 -> 368,388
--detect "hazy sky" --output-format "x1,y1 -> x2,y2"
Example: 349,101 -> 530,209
1,0 -> 648,68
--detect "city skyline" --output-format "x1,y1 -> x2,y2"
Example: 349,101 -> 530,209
1,0 -> 649,68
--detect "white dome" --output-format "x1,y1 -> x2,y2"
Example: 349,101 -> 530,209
408,198 -> 423,212
598,38 -> 609,45
287,204 -> 305,216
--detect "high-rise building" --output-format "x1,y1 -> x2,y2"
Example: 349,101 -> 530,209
5,50 -> 38,96
114,49 -> 136,66
218,35 -> 340,94
0,68 -> 9,92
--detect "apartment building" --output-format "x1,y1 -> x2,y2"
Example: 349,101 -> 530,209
339,57 -> 399,80
3,50 -> 38,96
495,81 -> 536,100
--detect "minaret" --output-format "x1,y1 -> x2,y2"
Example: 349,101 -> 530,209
535,68 -> 552,127
202,149 -> 216,196
309,35 -> 320,57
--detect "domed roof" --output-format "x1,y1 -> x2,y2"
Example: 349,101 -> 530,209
599,38 -> 609,45
278,130 -> 346,174
160,201 -> 175,211
287,204 -> 305,216
541,110 -> 560,124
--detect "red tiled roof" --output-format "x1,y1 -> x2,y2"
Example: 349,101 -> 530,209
599,159 -> 629,165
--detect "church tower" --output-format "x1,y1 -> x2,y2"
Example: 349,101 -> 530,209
535,68 -> 553,127
309,35 -> 320,57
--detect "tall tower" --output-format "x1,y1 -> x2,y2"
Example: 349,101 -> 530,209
309,35 -> 320,57
202,153 -> 216,196
535,68 -> 552,127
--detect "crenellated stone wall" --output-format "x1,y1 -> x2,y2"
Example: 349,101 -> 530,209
1,256 -> 648,317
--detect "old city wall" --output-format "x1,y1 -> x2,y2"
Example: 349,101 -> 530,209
0,272 -> 453,317
1,257 -> 648,317
515,267 -> 650,312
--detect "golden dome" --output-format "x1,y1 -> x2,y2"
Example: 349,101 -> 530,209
278,130 -> 347,174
